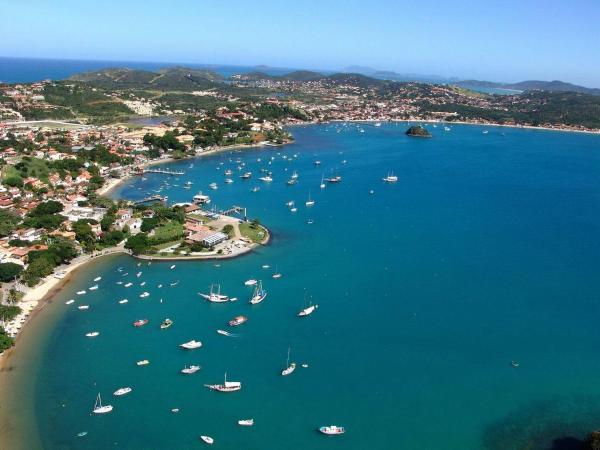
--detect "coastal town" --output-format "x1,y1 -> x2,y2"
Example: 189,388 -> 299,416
1,65 -> 600,356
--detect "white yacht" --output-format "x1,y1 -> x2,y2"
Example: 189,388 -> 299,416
113,387 -> 132,396
193,192 -> 211,204
78,305 -> 89,310
305,190 -> 315,207
200,435 -> 214,445
76,290 -> 86,295
319,425 -> 345,435
258,174 -> 273,182
92,393 -> 113,414
180,340 -> 203,350
86,331 -> 100,337
65,299 -> 75,305
238,419 -> 254,426
298,302 -> 318,317
181,365 -> 201,374
209,182 -> 218,190
136,359 -> 150,366
118,299 -> 128,304
139,292 -> 150,298
244,279 -> 257,286
93,276 -> 102,282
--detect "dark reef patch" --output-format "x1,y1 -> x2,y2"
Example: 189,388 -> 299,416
482,395 -> 600,450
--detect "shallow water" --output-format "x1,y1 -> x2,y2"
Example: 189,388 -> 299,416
5,123 -> 600,449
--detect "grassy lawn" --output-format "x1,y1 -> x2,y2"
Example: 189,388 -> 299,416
152,239 -> 183,251
149,221 -> 184,244
239,222 -> 267,243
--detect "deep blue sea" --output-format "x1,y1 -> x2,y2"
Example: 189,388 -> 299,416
4,123 -> 600,450
0,57 -> 295,83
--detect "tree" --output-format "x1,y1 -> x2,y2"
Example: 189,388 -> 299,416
30,200 -> 63,216
222,224 -> 234,237
22,257 -> 55,286
0,210 -> 21,237
141,217 -> 159,232
72,220 -> 95,250
125,233 -> 149,255
0,262 -> 23,282
4,175 -> 23,187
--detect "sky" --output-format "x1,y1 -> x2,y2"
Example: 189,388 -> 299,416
1,0 -> 600,87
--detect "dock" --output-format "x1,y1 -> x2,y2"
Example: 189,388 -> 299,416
132,195 -> 167,205
143,169 -> 185,176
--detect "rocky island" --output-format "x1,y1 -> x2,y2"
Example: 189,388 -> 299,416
405,125 -> 432,137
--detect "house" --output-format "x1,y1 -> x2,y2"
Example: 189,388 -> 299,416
115,209 -> 133,221
186,230 -> 228,248
124,218 -> 142,234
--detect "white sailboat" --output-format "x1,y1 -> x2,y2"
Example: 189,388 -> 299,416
204,373 -> 241,392
92,393 -> 113,414
298,295 -> 319,317
305,190 -> 315,207
281,346 -> 296,376
272,265 -> 282,279
382,172 -> 398,183
249,280 -> 267,305
320,174 -> 326,189
199,284 -> 229,303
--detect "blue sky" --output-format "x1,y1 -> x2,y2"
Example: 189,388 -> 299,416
2,0 -> 599,86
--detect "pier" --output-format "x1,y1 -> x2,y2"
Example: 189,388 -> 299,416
132,195 -> 167,205
143,168 -> 185,176
219,205 -> 246,216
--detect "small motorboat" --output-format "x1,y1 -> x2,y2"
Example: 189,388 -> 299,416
136,359 -> 150,366
124,282 -> 133,288
77,290 -> 86,295
89,285 -> 99,291
170,265 -> 176,270
113,387 -> 132,396
180,340 -> 202,350
238,419 -> 254,426
78,305 -> 89,310
244,279 -> 258,286
319,425 -> 345,435
65,299 -> 75,305
93,277 -> 101,282
139,292 -> 150,298
200,435 -> 214,445
217,329 -> 236,337
181,365 -> 201,374
133,319 -> 148,327
511,361 -> 520,368
160,318 -> 173,329
86,331 -> 100,337
118,299 -> 128,304
171,408 -> 180,413
228,315 -> 248,327
298,304 -> 318,317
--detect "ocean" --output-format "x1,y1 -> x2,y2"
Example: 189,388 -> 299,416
2,123 -> 600,450
0,57 -> 294,83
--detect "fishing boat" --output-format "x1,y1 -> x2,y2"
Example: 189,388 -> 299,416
93,276 -> 102,282
133,319 -> 148,327
139,292 -> 150,298
92,393 -> 113,414
259,174 -> 273,182
118,299 -> 128,304
319,425 -> 345,435
65,299 -> 75,305
181,365 -> 201,374
200,435 -> 214,445
240,172 -> 252,179
199,284 -> 229,303
305,190 -> 315,207
193,192 -> 211,204
244,279 -> 258,286
382,172 -> 398,183
160,318 -> 173,329
281,346 -> 296,376
180,340 -> 202,349
136,359 -> 150,366
228,315 -> 248,326
204,373 -> 241,392
238,419 -> 254,426
86,331 -> 100,337
249,281 -> 267,305
78,305 -> 89,310
113,387 -> 132,396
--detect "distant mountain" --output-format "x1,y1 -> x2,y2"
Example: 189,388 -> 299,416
70,67 -> 223,90
325,73 -> 386,88
456,79 -> 600,96
342,66 -> 458,84
281,70 -> 323,81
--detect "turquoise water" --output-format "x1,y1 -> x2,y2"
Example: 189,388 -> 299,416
26,123 -> 600,449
